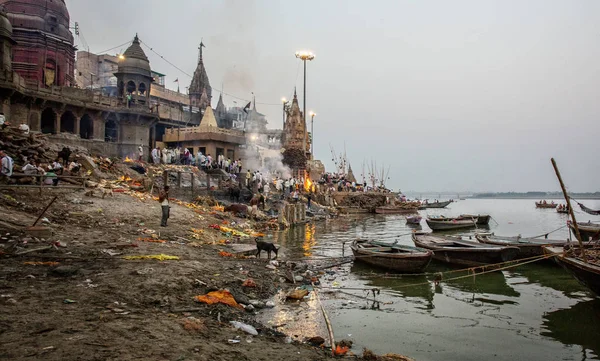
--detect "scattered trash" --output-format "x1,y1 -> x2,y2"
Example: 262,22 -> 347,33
218,251 -> 234,258
249,300 -> 265,309
286,289 -> 309,300
194,290 -> 243,309
228,339 -> 241,344
244,304 -> 255,312
137,237 -> 166,243
265,300 -> 275,308
285,336 -> 292,344
269,260 -> 279,267
101,249 -> 121,256
63,299 -> 77,304
334,345 -> 350,356
242,279 -> 256,288
180,317 -> 207,333
294,275 -> 304,282
229,321 -> 258,336
123,254 -> 179,261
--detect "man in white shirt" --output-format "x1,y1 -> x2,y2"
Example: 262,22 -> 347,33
138,145 -> 144,162
151,147 -> 160,164
0,151 -> 13,180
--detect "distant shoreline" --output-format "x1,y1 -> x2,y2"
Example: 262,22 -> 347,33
470,196 -> 600,200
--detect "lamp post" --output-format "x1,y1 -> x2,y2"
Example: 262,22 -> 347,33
295,50 -> 315,155
309,111 -> 316,157
281,97 -> 287,129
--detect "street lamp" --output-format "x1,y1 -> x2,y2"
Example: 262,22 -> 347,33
309,111 -> 316,157
295,50 -> 315,155
281,97 -> 287,129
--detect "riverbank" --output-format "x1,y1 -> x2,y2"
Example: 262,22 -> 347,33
0,187 -> 414,360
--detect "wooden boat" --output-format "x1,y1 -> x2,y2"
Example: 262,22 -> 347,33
418,200 -> 452,210
412,233 -> 520,267
544,246 -> 600,296
337,206 -> 370,214
536,202 -> 557,209
475,233 -> 570,258
375,206 -> 419,214
350,239 -> 433,273
568,221 -> 600,241
556,207 -> 569,214
406,215 -> 422,225
426,217 -> 477,231
460,214 -> 491,225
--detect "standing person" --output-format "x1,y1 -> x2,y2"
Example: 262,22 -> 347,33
184,148 -> 191,165
151,147 -> 160,164
307,191 -> 312,209
159,186 -> 170,227
237,158 -> 242,173
246,169 -> 251,189
127,93 -> 132,108
138,145 -> 144,162
161,147 -> 168,164
0,150 -> 13,182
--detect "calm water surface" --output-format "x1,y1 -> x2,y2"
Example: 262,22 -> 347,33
264,199 -> 600,361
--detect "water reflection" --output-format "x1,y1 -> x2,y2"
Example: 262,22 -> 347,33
303,224 -> 317,257
507,264 -> 592,298
541,300 -> 600,359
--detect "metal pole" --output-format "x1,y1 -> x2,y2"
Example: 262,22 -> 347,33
302,59 -> 307,155
282,102 -> 285,129
311,114 -> 314,157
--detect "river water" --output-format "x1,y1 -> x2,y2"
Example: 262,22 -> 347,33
261,199 -> 600,361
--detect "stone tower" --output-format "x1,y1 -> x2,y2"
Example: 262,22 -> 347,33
0,8 -> 15,72
189,41 -> 211,111
114,34 -> 153,105
283,89 -> 306,150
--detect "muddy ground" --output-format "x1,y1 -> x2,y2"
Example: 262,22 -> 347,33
0,188 -> 348,361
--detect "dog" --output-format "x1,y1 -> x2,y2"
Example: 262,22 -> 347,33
255,238 -> 278,260
84,187 -> 114,199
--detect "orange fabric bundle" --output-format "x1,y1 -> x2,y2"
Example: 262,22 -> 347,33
334,345 -> 349,356
218,251 -> 234,257
194,290 -> 243,309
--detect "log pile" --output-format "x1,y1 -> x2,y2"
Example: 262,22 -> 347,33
282,148 -> 306,170
0,127 -> 56,167
340,193 -> 387,209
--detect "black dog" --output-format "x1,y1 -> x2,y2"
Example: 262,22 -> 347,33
255,238 -> 278,260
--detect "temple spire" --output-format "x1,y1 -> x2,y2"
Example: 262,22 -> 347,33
198,40 -> 205,64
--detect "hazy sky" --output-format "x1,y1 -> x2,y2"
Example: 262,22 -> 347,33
66,0 -> 599,193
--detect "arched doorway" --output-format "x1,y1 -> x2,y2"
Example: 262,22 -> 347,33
60,111 -> 76,133
126,81 -> 136,94
40,108 -> 56,134
80,114 -> 93,139
29,113 -> 39,132
138,82 -> 146,95
105,119 -> 118,142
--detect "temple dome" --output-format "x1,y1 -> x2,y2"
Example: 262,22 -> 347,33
0,9 -> 15,43
118,34 -> 151,77
0,0 -> 73,45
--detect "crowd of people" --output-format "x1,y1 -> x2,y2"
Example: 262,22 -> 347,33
0,146 -> 82,186
145,146 -> 243,174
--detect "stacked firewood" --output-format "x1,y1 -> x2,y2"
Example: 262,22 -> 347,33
0,126 -> 55,167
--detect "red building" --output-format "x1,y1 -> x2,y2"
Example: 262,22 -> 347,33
0,0 -> 75,87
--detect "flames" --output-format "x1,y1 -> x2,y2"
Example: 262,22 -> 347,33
304,178 -> 312,192
124,156 -> 134,163
120,175 -> 132,182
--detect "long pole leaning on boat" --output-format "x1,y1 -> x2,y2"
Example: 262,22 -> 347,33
550,158 -> 587,262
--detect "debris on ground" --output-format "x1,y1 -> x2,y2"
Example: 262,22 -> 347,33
195,290 -> 244,309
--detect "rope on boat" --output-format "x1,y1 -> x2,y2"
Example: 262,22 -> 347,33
318,253 -> 556,292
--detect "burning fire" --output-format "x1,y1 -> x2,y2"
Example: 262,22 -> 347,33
120,175 -> 132,182
124,156 -> 134,163
304,178 -> 312,192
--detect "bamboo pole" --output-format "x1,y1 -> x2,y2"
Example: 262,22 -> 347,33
312,283 -> 336,357
550,158 -> 587,262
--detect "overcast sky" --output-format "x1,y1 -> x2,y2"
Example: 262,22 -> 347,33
66,0 -> 599,193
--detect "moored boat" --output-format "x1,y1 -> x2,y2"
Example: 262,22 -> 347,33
536,201 -> 557,209
543,246 -> 600,296
476,233 -> 570,258
568,221 -> 600,241
412,233 -> 520,267
418,200 -> 452,209
426,217 -> 477,231
406,215 -> 422,225
460,214 -> 491,225
350,239 -> 433,273
375,206 -> 419,214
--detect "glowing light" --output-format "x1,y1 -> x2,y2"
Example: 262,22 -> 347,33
304,177 -> 312,192
124,156 -> 134,163
309,111 -> 316,117
295,50 -> 315,61
118,54 -> 125,60
281,97 -> 287,103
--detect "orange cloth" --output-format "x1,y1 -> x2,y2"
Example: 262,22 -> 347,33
194,290 -> 243,309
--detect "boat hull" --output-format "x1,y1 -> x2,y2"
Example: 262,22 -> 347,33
476,235 -> 570,259
418,200 -> 452,210
375,207 -> 419,214
460,214 -> 491,225
536,203 -> 557,209
351,240 -> 433,273
413,234 -> 520,267
406,216 -> 422,225
544,246 -> 600,296
426,219 -> 476,231
568,222 -> 600,242
338,207 -> 370,214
